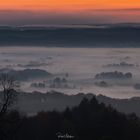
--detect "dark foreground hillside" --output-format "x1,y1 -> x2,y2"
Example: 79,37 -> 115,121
1,97 -> 140,140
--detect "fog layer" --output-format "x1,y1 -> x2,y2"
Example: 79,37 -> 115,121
0,47 -> 140,98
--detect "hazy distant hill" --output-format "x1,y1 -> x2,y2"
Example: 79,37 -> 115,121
15,91 -> 140,117
0,25 -> 140,47
0,68 -> 51,81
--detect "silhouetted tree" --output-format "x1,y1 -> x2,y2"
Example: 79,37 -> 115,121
0,74 -> 19,116
0,74 -> 20,140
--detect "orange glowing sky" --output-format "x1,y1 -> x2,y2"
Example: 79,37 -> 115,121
0,0 -> 140,11
0,0 -> 140,25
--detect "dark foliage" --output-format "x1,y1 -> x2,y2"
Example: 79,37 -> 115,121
2,96 -> 139,140
95,71 -> 132,79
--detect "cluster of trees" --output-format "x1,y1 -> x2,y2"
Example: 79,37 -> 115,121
104,61 -> 138,68
12,96 -> 140,140
50,77 -> 68,88
31,82 -> 45,88
1,74 -> 140,140
95,71 -> 132,79
95,81 -> 108,87
1,96 -> 140,139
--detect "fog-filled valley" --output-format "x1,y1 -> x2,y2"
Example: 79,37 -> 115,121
1,1 -> 140,138
0,31 -> 140,139
0,47 -> 140,99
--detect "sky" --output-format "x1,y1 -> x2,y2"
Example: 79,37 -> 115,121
0,0 -> 140,25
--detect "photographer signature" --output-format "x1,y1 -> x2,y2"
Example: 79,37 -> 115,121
56,132 -> 75,139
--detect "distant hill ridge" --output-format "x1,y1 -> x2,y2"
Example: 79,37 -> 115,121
0,68 -> 51,80
0,25 -> 140,47
15,91 -> 140,117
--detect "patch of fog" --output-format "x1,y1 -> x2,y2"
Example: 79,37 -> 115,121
21,84 -> 140,99
0,47 -> 140,98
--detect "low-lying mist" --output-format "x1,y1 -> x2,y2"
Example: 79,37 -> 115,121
0,46 -> 140,98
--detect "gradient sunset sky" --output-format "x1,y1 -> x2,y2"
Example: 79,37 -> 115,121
0,0 -> 140,25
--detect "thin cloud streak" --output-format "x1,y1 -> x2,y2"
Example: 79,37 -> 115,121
0,9 -> 140,25
88,8 -> 140,12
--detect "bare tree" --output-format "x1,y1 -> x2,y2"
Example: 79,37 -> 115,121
0,74 -> 19,116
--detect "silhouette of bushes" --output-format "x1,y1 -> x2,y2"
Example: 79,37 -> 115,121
11,96 -> 140,140
95,71 -> 132,79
